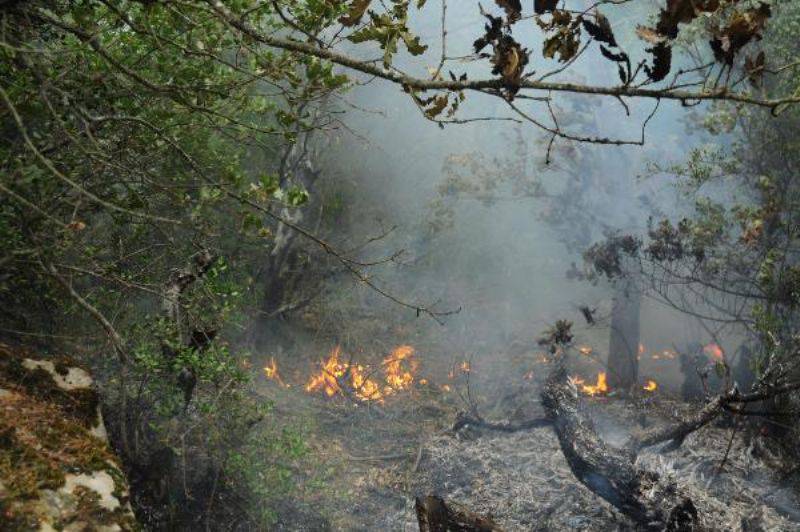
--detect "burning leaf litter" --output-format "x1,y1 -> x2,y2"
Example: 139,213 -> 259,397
266,344 -> 453,402
304,345 -> 415,401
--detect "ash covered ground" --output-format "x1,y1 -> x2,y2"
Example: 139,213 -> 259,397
254,341 -> 800,531
400,398 -> 800,531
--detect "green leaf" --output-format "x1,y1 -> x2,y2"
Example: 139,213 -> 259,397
260,174 -> 280,195
287,186 -> 309,206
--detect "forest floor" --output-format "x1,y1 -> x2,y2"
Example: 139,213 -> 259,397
251,330 -> 800,532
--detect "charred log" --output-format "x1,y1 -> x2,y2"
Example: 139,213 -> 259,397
541,352 -> 699,530
415,495 -> 502,532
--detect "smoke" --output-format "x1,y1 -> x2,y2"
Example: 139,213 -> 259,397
296,0 -> 724,395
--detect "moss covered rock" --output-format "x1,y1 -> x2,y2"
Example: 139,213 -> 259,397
0,343 -> 137,531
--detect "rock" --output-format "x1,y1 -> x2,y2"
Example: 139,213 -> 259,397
0,343 -> 137,531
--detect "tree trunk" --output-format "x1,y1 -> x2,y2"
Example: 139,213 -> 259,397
607,281 -> 641,393
259,144 -> 321,319
261,204 -> 304,317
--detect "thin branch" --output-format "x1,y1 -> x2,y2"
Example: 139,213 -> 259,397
42,262 -> 128,364
207,1 -> 800,111
0,84 -> 180,225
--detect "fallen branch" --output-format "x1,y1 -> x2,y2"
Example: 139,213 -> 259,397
541,351 -> 698,530
627,394 -> 727,452
452,410 -> 550,433
627,379 -> 800,452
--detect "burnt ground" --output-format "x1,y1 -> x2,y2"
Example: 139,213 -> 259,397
252,346 -> 800,532
403,400 -> 800,531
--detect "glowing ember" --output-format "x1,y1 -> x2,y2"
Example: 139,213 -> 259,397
704,343 -> 724,360
578,345 -> 593,356
652,349 -> 677,361
643,380 -> 658,392
263,357 -> 287,387
571,372 -> 609,396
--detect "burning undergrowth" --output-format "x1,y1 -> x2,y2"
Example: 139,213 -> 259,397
253,332 -> 798,530
263,343 -> 472,403
304,345 -> 419,402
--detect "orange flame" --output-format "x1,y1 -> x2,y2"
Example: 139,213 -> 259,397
582,372 -> 608,396
643,380 -> 657,392
263,357 -> 287,387
578,345 -> 593,356
305,345 -> 421,402
571,372 -> 608,396
305,345 -> 348,398
350,363 -> 382,400
704,343 -> 724,360
459,360 -> 471,373
383,345 -> 418,391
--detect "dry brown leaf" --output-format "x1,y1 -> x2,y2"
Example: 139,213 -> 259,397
339,0 -> 372,27
636,25 -> 667,45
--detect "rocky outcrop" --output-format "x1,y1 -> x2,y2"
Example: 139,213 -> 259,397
0,343 -> 137,531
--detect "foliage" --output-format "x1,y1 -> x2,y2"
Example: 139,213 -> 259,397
0,1 -> 348,527
580,1 -> 800,440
